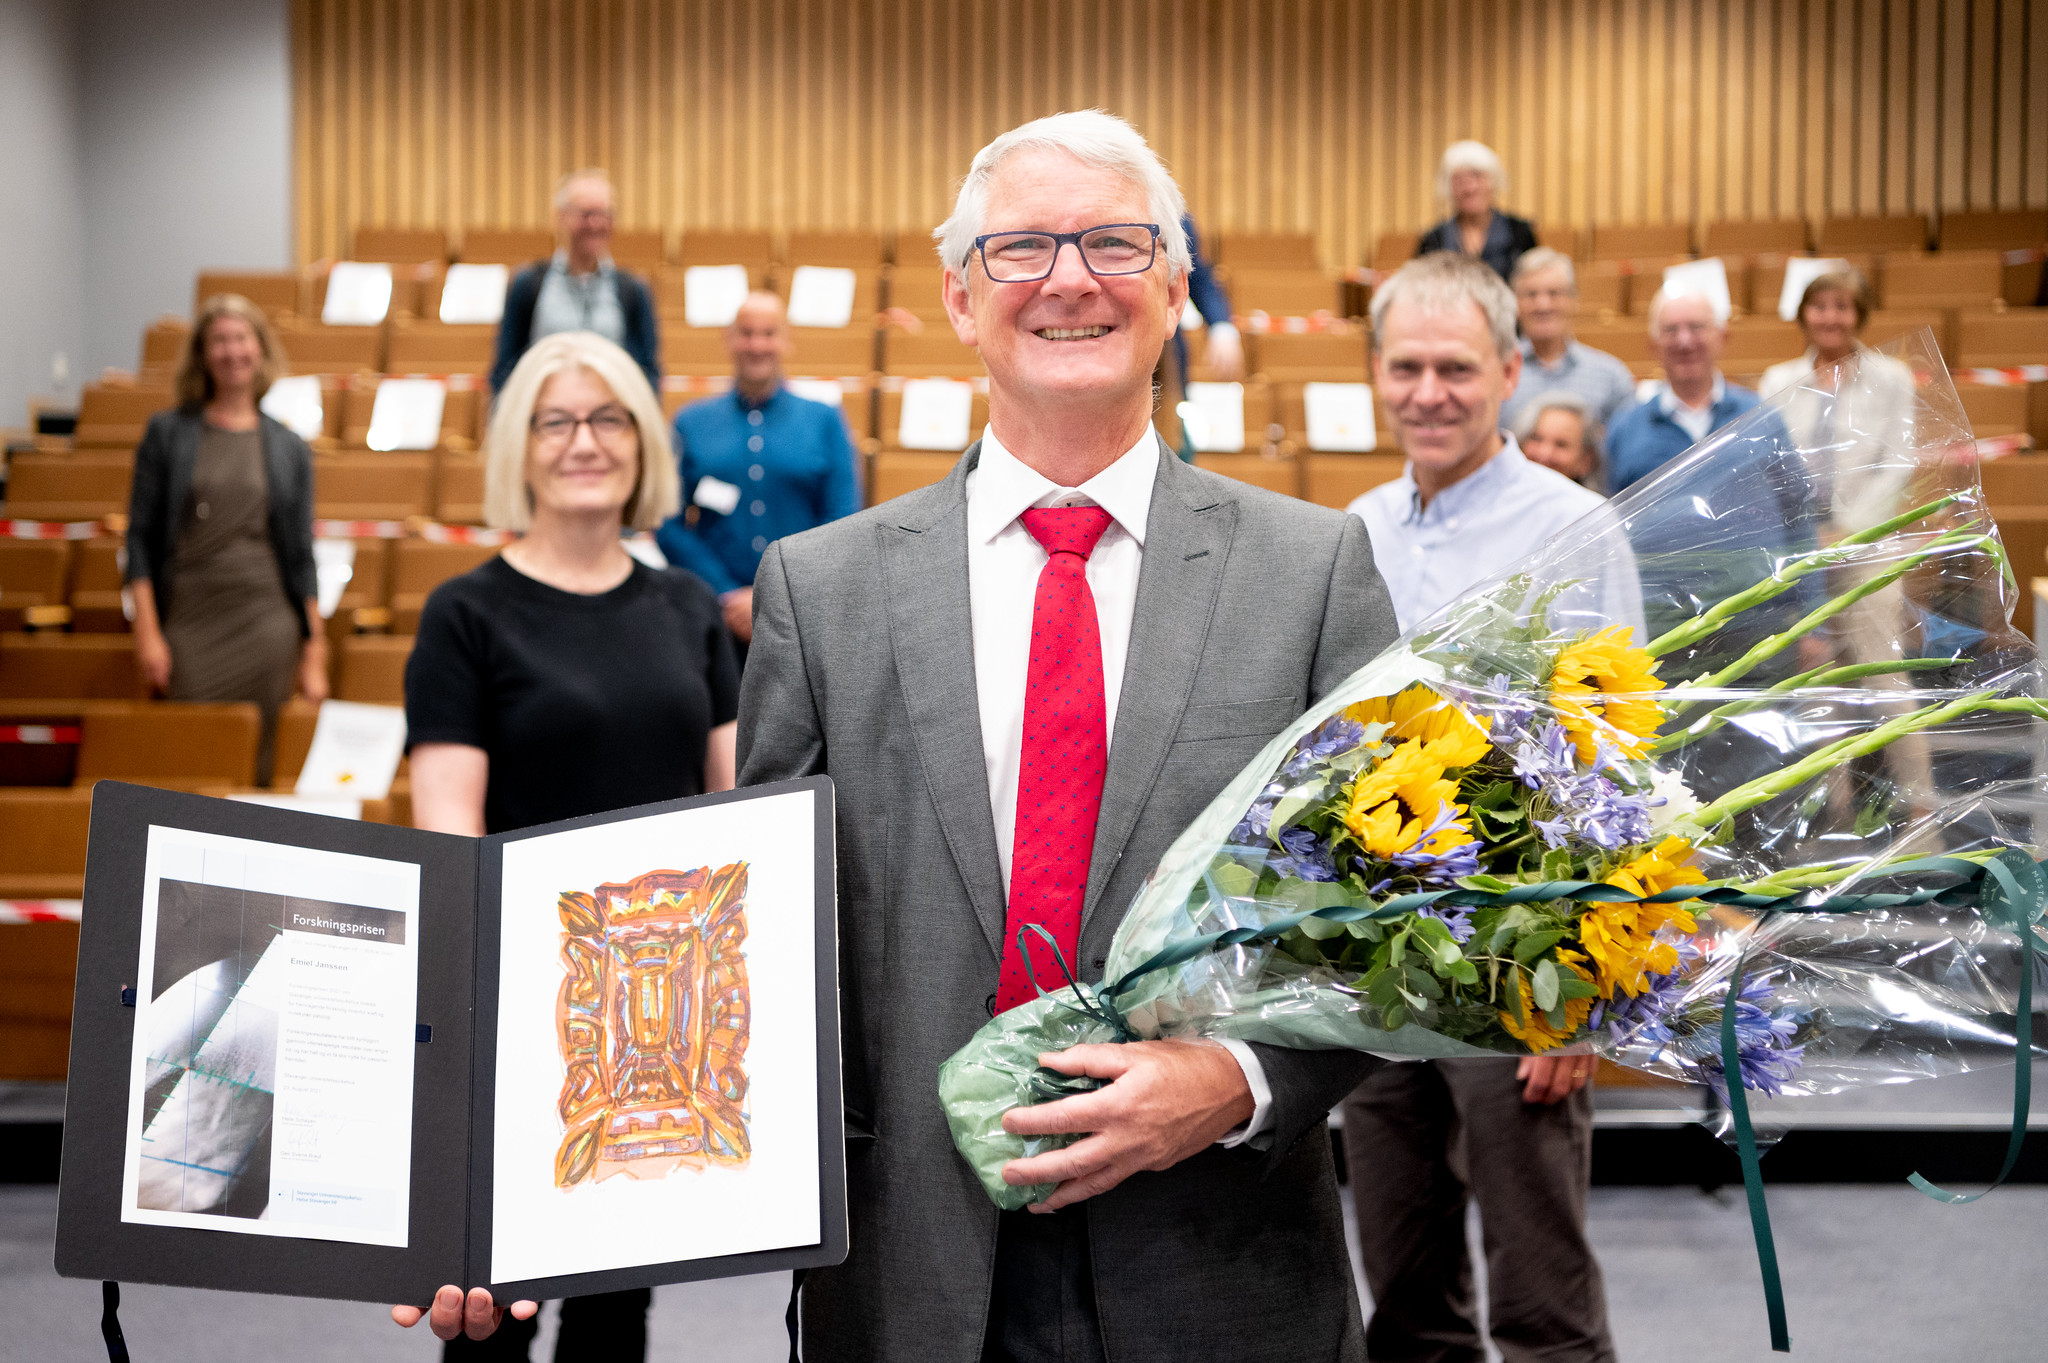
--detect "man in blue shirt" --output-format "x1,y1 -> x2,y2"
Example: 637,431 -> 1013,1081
1605,288 -> 1759,492
655,291 -> 861,647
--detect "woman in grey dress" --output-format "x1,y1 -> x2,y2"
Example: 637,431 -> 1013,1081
126,294 -> 325,784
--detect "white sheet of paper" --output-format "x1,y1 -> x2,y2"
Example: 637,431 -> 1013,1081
685,265 -> 752,327
1303,382 -> 1378,451
784,377 -> 845,409
321,262 -> 394,326
365,377 -> 447,451
228,793 -> 365,821
1777,257 -> 1853,321
294,700 -> 408,799
1180,298 -> 1204,332
120,826 -> 420,1247
897,378 -> 974,450
439,262 -> 509,324
1661,257 -> 1732,322
260,375 -> 326,442
785,266 -> 858,328
1181,381 -> 1247,453
311,538 -> 357,619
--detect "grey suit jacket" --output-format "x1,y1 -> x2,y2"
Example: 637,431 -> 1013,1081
737,439 -> 1400,1363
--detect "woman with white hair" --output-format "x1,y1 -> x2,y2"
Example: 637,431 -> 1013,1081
1415,139 -> 1537,282
1513,389 -> 1609,492
400,331 -> 736,1358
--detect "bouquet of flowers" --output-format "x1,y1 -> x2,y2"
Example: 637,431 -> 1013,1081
940,333 -> 2048,1330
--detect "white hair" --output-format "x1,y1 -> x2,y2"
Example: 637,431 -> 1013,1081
553,168 -> 614,212
1370,251 -> 1519,361
1437,140 -> 1507,201
1511,246 -> 1576,292
1644,284 -> 1731,333
933,110 -> 1191,276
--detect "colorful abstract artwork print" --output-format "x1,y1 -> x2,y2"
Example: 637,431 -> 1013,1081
554,865 -> 752,1187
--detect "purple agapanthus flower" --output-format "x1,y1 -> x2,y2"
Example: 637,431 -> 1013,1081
1415,903 -> 1478,943
1708,974 -> 1806,1098
1565,775 -> 1659,850
1300,716 -> 1366,759
1473,673 -> 1540,745
1229,780 -> 1288,844
1272,825 -> 1339,882
1592,949 -> 1696,1038
1513,721 -> 1579,790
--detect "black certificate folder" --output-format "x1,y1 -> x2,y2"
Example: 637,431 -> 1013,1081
57,776 -> 847,1306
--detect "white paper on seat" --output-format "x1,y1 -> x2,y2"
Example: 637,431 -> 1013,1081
1777,256 -> 1853,321
365,377 -> 447,451
322,262 -> 395,326
295,699 -> 409,799
1180,381 -> 1246,453
439,263 -> 509,324
1661,257 -> 1732,322
260,375 -> 326,442
1303,382 -> 1378,452
786,266 -> 858,329
785,377 -> 845,409
684,265 -> 752,327
897,378 -> 974,451
311,538 -> 357,618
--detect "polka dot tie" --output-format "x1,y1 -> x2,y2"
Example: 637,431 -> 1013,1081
996,504 -> 1115,1014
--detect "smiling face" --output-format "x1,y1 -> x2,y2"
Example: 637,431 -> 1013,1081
942,148 -> 1186,421
1650,293 -> 1725,388
727,292 -> 791,389
1799,286 -> 1861,360
555,178 -> 615,264
1373,297 -> 1521,489
1449,166 -> 1495,219
202,314 -> 263,397
1522,407 -> 1594,481
1516,265 -> 1577,346
525,367 -> 642,522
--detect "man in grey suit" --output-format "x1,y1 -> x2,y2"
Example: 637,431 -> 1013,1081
398,110 -> 1399,1361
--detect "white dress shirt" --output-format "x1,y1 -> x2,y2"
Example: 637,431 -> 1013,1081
1346,435 -> 1645,637
965,425 -> 1273,1144
1650,373 -> 1727,444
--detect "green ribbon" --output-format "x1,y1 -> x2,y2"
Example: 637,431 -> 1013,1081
1021,849 -> 2046,1355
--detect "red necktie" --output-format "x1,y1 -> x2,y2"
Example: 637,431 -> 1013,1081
995,505 -> 1115,1013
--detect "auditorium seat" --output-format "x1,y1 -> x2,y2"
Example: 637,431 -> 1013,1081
788,329 -> 880,376
0,786 -> 92,901
1954,309 -> 2048,368
336,634 -> 413,704
1192,453 -> 1300,497
663,325 -> 737,377
0,636 -> 147,699
1701,220 -> 1811,255
1975,455 -> 2048,503
1576,260 -> 1628,317
1862,308 -> 1951,355
1534,225 -> 1580,260
1249,331 -> 1368,383
875,383 -> 989,451
1589,223 -> 1692,260
319,537 -> 393,657
271,696 -> 321,785
1936,210 -> 2048,252
384,322 -> 496,377
1983,507 -> 2048,637
1720,317 -> 1805,369
784,231 -> 889,267
1879,251 -> 2006,311
0,893 -> 79,1079
2,454 -> 132,522
1372,232 -> 1417,273
1268,382 -> 1394,453
1953,382 -> 2031,441
610,229 -> 667,273
195,270 -> 303,318
1212,233 -> 1320,270
1620,255 -> 1708,315
1225,268 -> 1343,317
352,226 -> 448,264
778,380 -> 874,448
1572,319 -> 1654,364
881,328 -> 982,377
868,452 -> 961,504
139,320 -> 190,378
659,375 -> 732,419
75,701 -> 261,787
884,260 -> 949,321
273,321 -> 385,375
0,542 -> 72,631
313,453 -> 432,519
1816,214 -> 1928,253
389,540 -> 499,633
1302,453 -> 1408,509
436,455 -> 486,523
65,538 -> 127,633
456,227 -> 553,264
677,231 -> 776,272
336,381 -> 473,449
72,385 -> 171,449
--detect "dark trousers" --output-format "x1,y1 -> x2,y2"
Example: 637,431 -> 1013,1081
441,1288 -> 651,1363
979,1207 -> 1107,1363
1341,1059 -> 1614,1363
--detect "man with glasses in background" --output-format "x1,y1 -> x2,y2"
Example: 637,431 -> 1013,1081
490,168 -> 662,394
1605,286 -> 1756,492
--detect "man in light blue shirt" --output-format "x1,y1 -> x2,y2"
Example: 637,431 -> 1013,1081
1499,247 -> 1639,433
1340,251 -> 1623,1363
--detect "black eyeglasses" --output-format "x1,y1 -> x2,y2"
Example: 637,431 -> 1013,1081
530,406 -> 637,448
972,223 -> 1162,283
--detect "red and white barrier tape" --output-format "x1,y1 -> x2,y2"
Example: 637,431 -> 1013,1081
0,519 -> 106,541
1971,434 -> 2036,460
2000,247 -> 2047,266
0,725 -> 81,744
1236,311 -> 1355,335
1964,366 -> 2048,386
314,519 -> 409,539
0,901 -> 81,925
417,522 -> 517,546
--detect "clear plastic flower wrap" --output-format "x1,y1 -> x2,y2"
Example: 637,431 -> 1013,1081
939,330 -> 2048,1220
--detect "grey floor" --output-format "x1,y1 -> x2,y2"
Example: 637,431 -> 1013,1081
7,1180 -> 2047,1362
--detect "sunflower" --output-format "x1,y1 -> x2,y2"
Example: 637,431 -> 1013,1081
1497,948 -> 1596,1052
1549,626 -> 1665,762
1342,740 -> 1472,860
1344,684 -> 1492,769
1582,837 -> 1705,998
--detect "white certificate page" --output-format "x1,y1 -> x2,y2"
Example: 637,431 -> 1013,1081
119,826 -> 421,1247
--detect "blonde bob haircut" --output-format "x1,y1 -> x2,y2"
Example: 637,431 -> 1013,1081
175,294 -> 286,411
483,331 -> 678,533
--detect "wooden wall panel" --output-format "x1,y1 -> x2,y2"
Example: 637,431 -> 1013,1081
291,0 -> 2048,268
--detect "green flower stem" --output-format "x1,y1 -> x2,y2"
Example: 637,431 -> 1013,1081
1735,847 -> 2002,897
1667,527 -> 1993,714
1647,658 -> 1958,757
1682,689 -> 2043,832
1644,493 -> 1966,658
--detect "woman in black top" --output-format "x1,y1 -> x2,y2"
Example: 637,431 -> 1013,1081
126,294 -> 325,784
1415,140 -> 1538,283
397,331 -> 736,1362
